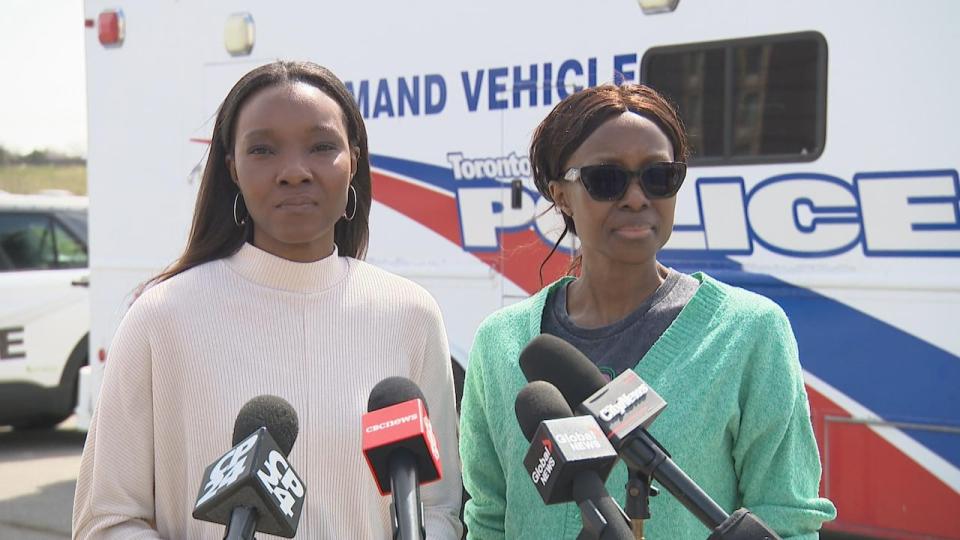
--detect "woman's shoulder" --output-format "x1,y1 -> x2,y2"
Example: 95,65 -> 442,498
345,258 -> 442,312
695,275 -> 801,377
472,281 -> 558,345
131,259 -> 226,314
477,296 -> 535,334
692,273 -> 796,354
698,273 -> 789,322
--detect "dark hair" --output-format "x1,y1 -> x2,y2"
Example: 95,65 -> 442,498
147,61 -> 371,287
529,83 -> 688,278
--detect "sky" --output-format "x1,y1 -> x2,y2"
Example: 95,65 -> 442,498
0,0 -> 87,156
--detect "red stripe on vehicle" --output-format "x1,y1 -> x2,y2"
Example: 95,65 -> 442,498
372,171 -> 572,292
808,387 -> 960,538
372,171 -> 462,246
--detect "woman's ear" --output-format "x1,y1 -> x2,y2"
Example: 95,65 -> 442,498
350,146 -> 360,178
548,181 -> 571,217
226,155 -> 239,185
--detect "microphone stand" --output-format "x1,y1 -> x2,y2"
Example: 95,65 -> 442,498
620,429 -> 729,528
624,468 -> 657,540
619,429 -> 783,540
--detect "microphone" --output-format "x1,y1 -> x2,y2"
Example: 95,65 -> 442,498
520,334 -> 781,538
362,377 -> 442,540
515,380 -> 633,540
708,508 -> 782,540
192,395 -> 306,539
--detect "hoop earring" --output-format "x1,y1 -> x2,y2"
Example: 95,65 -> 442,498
233,192 -> 248,227
342,184 -> 358,221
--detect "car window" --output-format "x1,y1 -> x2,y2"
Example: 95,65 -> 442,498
0,213 -> 57,271
55,210 -> 88,244
53,220 -> 87,268
0,245 -> 12,270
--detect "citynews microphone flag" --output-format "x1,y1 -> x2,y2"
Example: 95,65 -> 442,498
579,370 -> 667,448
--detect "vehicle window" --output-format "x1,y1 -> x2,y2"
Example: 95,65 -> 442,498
53,221 -> 87,268
642,32 -> 827,165
56,210 -> 88,244
0,213 -> 57,271
0,246 -> 12,270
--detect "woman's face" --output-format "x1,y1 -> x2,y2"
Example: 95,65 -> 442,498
229,82 -> 357,262
549,111 -> 677,269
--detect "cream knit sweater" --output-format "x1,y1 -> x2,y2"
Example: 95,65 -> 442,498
73,243 -> 463,539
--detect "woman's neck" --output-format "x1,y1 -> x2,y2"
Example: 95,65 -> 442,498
566,257 -> 666,329
251,229 -> 335,263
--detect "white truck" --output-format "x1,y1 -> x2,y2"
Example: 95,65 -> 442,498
0,192 -> 88,429
80,1 -> 960,538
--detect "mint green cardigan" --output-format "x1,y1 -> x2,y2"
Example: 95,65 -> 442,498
459,273 -> 836,539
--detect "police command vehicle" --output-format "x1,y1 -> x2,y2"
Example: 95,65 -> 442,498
80,1 -> 959,537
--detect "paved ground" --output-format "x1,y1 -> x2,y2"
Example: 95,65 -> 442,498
0,418 -> 84,540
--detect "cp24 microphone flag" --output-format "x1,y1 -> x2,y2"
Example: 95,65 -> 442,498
192,395 -> 305,539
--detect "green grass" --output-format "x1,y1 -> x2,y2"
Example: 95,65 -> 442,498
0,165 -> 87,196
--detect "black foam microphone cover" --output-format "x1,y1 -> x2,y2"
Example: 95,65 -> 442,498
194,395 -> 306,538
515,380 -> 573,441
519,334 -> 607,411
232,395 -> 299,456
368,376 -> 429,413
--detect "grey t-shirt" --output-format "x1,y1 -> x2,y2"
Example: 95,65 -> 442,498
541,269 -> 700,380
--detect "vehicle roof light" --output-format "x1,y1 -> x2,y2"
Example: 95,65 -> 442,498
224,13 -> 255,56
637,0 -> 680,15
97,9 -> 125,46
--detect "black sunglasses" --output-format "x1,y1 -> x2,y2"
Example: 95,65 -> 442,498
562,161 -> 687,201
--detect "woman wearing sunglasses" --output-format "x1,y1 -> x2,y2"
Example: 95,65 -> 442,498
459,84 -> 835,539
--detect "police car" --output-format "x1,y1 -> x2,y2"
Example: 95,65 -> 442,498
0,191 -> 89,429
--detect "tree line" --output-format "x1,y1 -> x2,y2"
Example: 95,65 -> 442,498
0,145 -> 85,166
